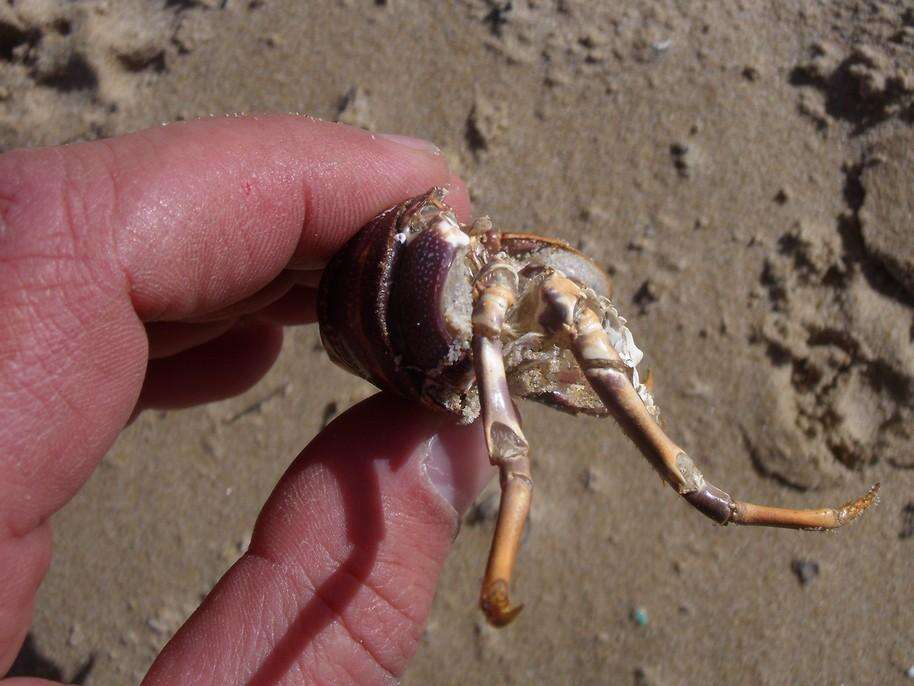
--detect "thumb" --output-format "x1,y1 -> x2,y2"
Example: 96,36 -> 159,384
142,393 -> 494,686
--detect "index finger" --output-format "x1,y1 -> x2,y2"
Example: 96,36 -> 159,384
0,115 -> 468,673
1,115 -> 467,321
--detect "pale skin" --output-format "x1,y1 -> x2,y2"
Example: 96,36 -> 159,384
0,116 -> 497,686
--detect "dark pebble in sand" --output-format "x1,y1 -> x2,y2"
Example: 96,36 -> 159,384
791,558 -> 820,585
899,502 -> 914,540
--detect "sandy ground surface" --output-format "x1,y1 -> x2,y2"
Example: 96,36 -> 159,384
2,1 -> 913,684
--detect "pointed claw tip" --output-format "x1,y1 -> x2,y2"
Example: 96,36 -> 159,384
839,482 -> 881,525
859,481 -> 880,506
481,580 -> 523,627
483,601 -> 524,627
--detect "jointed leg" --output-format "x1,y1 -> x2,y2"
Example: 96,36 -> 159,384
472,260 -> 532,626
538,272 -> 879,530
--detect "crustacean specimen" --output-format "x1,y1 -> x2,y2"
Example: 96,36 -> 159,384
317,188 -> 879,627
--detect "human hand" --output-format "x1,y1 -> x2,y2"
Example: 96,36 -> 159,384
0,116 -> 495,685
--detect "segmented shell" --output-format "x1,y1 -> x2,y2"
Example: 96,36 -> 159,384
318,190 -> 477,418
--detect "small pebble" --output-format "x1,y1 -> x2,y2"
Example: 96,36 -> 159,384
669,141 -> 702,178
633,280 -> 660,314
579,205 -> 610,223
634,665 -> 664,686
905,664 -> 914,679
899,502 -> 914,539
68,623 -> 84,647
791,558 -> 820,585
147,616 -> 170,635
631,606 -> 649,626
580,466 -> 601,491
742,65 -> 760,81
262,33 -> 283,48
336,85 -> 375,131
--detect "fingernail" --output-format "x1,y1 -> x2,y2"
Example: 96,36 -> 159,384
376,132 -> 441,155
421,421 -> 494,516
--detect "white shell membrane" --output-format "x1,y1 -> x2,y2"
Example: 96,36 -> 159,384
499,245 -> 659,419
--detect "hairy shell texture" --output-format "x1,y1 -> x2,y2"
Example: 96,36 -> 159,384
318,189 -> 656,423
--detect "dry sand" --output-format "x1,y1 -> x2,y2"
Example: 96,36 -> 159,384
2,1 -> 913,684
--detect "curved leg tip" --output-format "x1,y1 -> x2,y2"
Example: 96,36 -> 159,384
481,580 -> 524,627
729,481 -> 882,530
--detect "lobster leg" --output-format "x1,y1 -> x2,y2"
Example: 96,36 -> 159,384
472,260 -> 532,626
537,271 -> 879,530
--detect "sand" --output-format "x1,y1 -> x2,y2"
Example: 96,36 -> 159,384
2,1 -> 913,684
